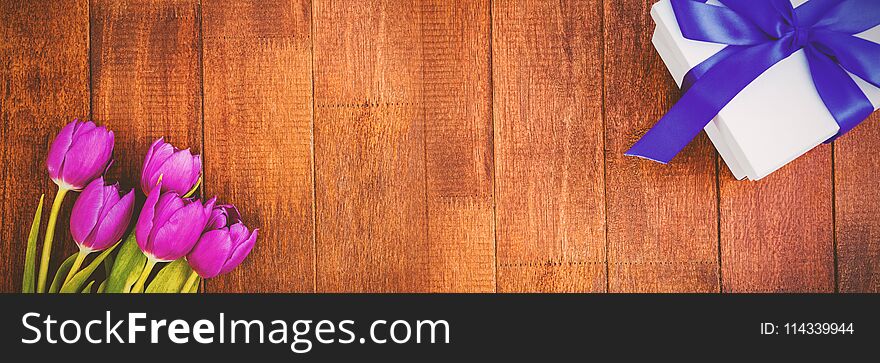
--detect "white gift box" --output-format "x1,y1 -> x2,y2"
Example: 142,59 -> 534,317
650,0 -> 880,180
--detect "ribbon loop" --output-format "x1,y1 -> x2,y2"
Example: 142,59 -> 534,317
718,0 -> 795,37
671,0 -> 770,45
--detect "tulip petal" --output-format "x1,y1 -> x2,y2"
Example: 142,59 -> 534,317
149,200 -> 211,261
154,149 -> 200,194
69,178 -> 105,244
148,194 -> 186,245
141,138 -> 164,179
148,220 -> 192,261
135,182 -> 162,252
82,181 -> 120,247
206,207 -> 229,230
188,230 -> 232,278
46,120 -> 78,182
203,197 -> 217,219
220,227 -> 256,275
103,183 -> 121,207
141,138 -> 174,193
71,119 -> 97,139
87,188 -> 135,251
60,126 -> 113,189
205,202 -> 238,231
191,154 -> 203,186
227,222 -> 250,244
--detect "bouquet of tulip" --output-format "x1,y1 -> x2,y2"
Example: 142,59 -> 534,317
20,119 -> 257,293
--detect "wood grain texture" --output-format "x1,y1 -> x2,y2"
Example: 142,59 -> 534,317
422,1 -> 495,292
835,113 -> 880,293
0,0 -> 90,291
493,0 -> 607,292
4,0 -> 880,294
720,148 -> 834,292
604,0 -> 719,292
313,0 -> 494,292
90,0 -> 201,291
201,0 -> 315,292
91,0 -> 202,189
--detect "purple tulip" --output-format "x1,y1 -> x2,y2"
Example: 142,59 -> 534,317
47,119 -> 114,191
70,178 -> 135,252
141,138 -> 201,195
187,204 -> 257,278
135,181 -> 216,262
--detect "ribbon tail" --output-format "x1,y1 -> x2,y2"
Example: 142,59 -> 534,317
627,41 -> 792,163
804,47 -> 875,141
682,45 -> 744,92
625,95 -> 713,164
811,31 -> 880,89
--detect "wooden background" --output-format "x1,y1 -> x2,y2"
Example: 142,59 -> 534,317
1,0 -> 878,293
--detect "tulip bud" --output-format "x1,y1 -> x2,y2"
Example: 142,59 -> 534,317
69,177 -> 135,252
46,119 -> 114,191
187,204 -> 257,278
135,181 -> 215,262
141,138 -> 202,195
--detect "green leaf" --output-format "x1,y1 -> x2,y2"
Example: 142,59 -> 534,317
104,252 -> 115,276
60,243 -> 120,293
97,280 -> 107,293
81,280 -> 95,293
105,233 -> 146,293
146,259 -> 192,293
187,277 -> 201,293
48,253 -> 78,293
22,194 -> 45,293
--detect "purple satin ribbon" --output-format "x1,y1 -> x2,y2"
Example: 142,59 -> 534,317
626,0 -> 880,164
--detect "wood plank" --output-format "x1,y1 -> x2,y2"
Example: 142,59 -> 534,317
835,113 -> 880,292
201,0 -> 316,292
493,0 -> 606,292
314,0 -> 427,292
422,1 -> 495,292
91,0 -> 201,187
313,0 -> 494,292
603,0 -> 719,293
0,0 -> 90,292
720,148 -> 834,292
91,0 -> 201,294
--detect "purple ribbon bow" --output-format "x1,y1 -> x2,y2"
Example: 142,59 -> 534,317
626,0 -> 880,163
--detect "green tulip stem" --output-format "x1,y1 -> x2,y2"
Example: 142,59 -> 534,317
37,187 -> 70,293
181,270 -> 200,293
131,258 -> 158,293
62,249 -> 90,287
